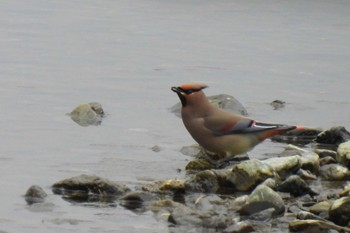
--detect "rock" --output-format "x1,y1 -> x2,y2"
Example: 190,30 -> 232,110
119,191 -> 158,210
69,102 -> 105,126
159,179 -> 186,193
337,141 -> 350,167
150,145 -> 162,152
315,126 -> 350,146
319,164 -> 350,181
261,178 -> 277,190
281,145 -> 320,174
223,221 -> 254,233
319,156 -> 337,166
228,159 -> 276,191
150,198 -> 237,231
262,155 -> 301,179
300,152 -> 320,175
185,170 -> 221,193
309,201 -> 334,215
329,196 -> 350,226
289,219 -> 350,233
179,144 -> 202,157
314,149 -> 337,159
88,102 -> 105,116
249,207 -> 276,221
52,174 -> 130,202
339,185 -> 350,197
270,100 -> 286,110
271,127 -> 321,145
239,185 -> 285,217
142,179 -> 185,194
297,169 -> 317,180
24,185 -> 47,205
297,210 -> 328,221
277,175 -> 318,197
170,94 -> 248,118
283,145 -> 320,174
185,159 -> 216,171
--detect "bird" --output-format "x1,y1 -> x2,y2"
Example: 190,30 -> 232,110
171,83 -> 303,162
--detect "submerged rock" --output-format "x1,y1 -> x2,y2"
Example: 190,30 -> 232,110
228,159 -> 276,191
170,94 -> 248,118
24,185 -> 47,205
270,100 -> 286,110
52,174 -> 130,202
315,126 -> 350,146
120,191 -> 159,210
239,184 -> 285,217
329,196 -> 350,226
319,164 -> 350,181
69,102 -> 105,126
337,141 -> 350,167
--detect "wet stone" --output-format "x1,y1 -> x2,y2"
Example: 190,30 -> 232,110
239,184 -> 285,217
309,200 -> 334,215
52,174 -> 130,202
337,140 -> 350,168
180,144 -> 202,157
119,191 -> 159,211
315,126 -> 350,146
228,159 -> 276,191
277,175 -> 318,197
314,149 -> 337,159
142,179 -> 185,194
289,219 -> 350,233
223,221 -> 254,233
185,170 -> 221,193
329,196 -> 350,226
24,185 -> 47,205
262,155 -> 301,179
270,99 -> 286,110
185,159 -> 216,171
281,145 -> 320,174
319,164 -> 350,181
69,102 -> 105,127
319,156 -> 337,166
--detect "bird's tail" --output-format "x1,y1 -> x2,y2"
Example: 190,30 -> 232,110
257,124 -> 304,141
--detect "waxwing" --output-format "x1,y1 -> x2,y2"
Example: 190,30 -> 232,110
171,83 -> 303,161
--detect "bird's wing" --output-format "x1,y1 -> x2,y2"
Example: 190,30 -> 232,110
205,114 -> 295,136
203,112 -> 252,135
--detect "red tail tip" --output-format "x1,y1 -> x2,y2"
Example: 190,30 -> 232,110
296,126 -> 305,130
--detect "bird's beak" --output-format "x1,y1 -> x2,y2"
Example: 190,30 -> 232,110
171,86 -> 182,94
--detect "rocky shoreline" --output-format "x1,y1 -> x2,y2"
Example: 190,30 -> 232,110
24,100 -> 350,233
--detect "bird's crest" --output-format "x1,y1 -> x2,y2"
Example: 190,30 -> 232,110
180,83 -> 208,91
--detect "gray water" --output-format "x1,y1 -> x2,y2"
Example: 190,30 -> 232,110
1,1 -> 350,232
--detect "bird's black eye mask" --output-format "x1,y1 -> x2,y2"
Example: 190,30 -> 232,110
171,86 -> 206,106
171,86 -> 204,95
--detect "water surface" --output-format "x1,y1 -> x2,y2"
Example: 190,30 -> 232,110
1,1 -> 350,232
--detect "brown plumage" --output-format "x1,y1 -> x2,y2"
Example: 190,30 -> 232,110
172,83 -> 302,161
